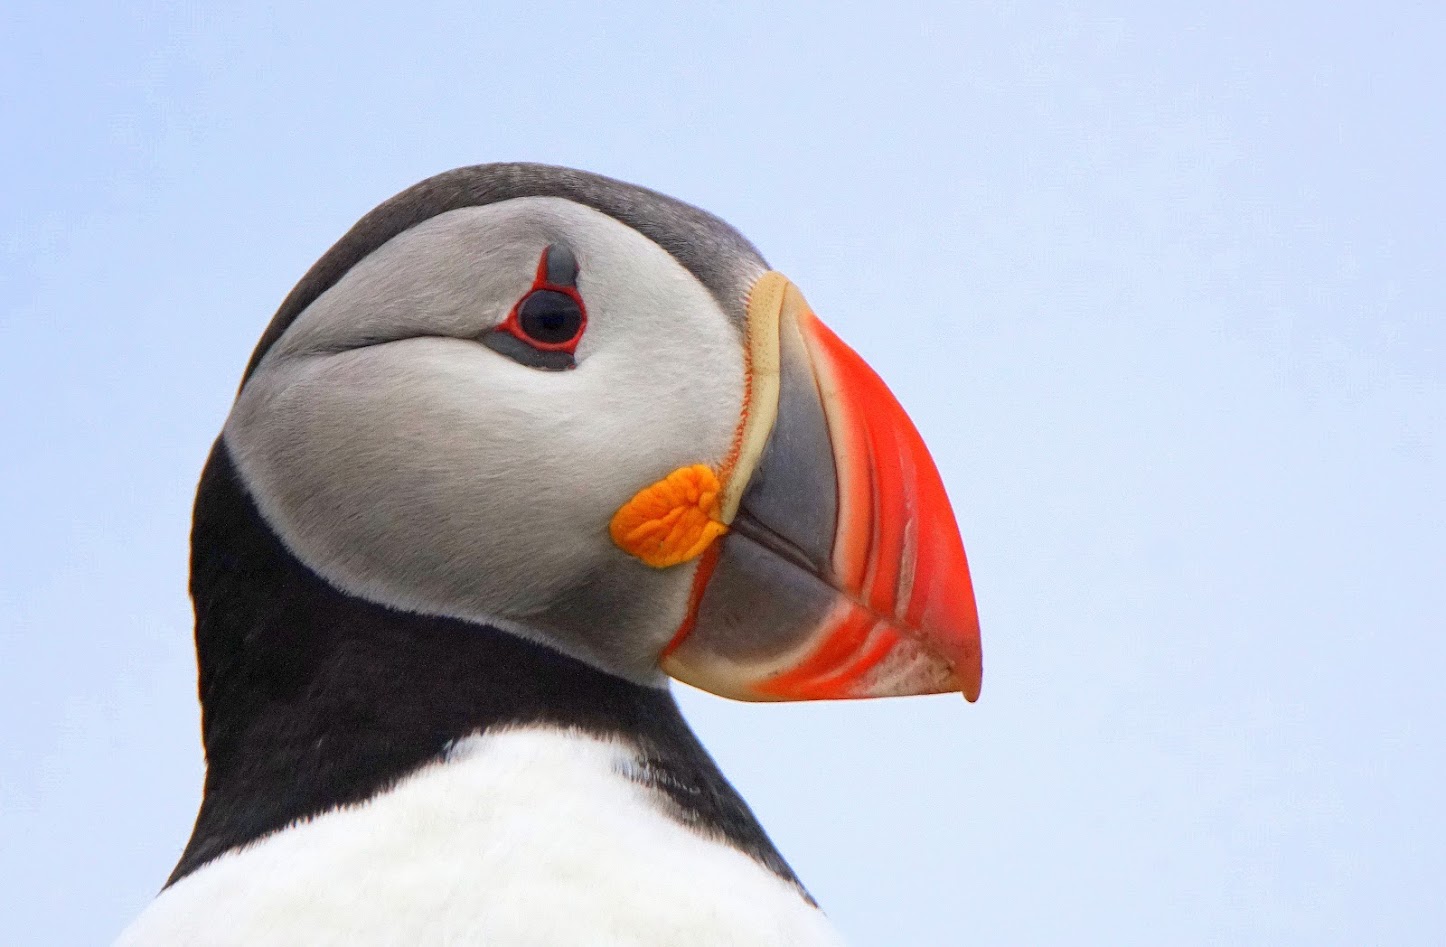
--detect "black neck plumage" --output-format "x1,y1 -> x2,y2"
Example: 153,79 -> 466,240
170,443 -> 804,896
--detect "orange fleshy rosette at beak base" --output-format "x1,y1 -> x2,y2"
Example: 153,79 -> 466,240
609,465 -> 729,569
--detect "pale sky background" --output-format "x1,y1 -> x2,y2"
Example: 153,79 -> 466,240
2,2 -> 1443,944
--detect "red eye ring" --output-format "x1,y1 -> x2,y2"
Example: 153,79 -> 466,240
497,246 -> 587,354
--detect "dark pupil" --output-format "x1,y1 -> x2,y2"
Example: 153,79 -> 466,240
518,290 -> 582,345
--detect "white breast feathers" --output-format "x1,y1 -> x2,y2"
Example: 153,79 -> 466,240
115,726 -> 845,947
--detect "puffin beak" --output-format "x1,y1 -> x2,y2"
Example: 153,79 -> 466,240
660,273 -> 982,702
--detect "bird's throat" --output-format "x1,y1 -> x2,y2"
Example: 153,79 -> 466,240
171,442 -> 802,894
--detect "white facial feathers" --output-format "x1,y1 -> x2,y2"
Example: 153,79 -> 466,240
224,198 -> 750,681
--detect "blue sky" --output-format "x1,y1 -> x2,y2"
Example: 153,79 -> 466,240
2,2 -> 1443,944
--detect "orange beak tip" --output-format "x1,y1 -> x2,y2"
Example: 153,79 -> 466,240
962,646 -> 983,702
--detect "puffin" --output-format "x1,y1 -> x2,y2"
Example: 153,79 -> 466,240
115,163 -> 983,946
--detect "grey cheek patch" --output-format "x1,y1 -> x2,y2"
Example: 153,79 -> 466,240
225,195 -> 748,687
481,331 -> 576,371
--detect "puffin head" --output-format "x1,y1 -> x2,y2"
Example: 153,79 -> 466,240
222,163 -> 981,704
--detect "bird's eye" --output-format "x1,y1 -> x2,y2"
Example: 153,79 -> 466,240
482,244 -> 588,371
516,290 -> 584,347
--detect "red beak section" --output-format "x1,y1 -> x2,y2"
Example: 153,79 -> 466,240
757,309 -> 982,701
662,276 -> 982,702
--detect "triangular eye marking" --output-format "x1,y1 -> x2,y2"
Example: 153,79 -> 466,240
482,243 -> 588,371
543,243 -> 579,288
